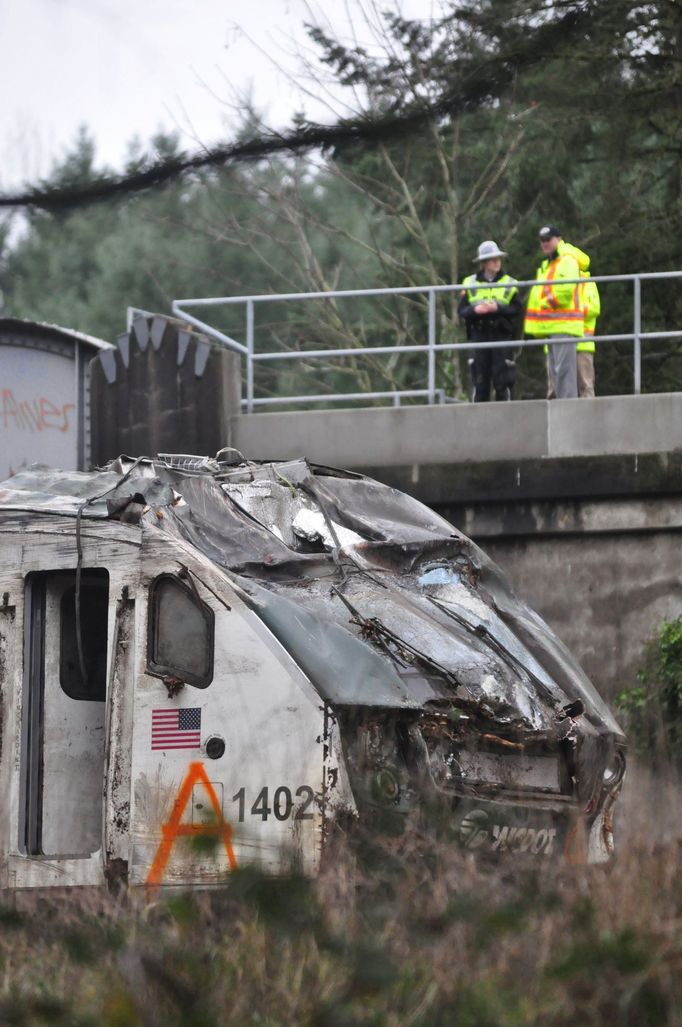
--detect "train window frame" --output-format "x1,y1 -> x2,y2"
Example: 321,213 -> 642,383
59,570 -> 110,702
147,574 -> 214,689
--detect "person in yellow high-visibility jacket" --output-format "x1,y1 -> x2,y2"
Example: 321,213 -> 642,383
540,240 -> 601,398
459,240 -> 522,402
579,273 -> 600,398
524,226 -> 584,398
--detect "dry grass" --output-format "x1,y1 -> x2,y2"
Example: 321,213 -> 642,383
1,762 -> 681,1027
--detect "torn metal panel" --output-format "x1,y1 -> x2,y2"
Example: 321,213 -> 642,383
244,580 -> 445,709
0,467 -> 122,516
103,590 -> 137,877
455,750 -> 561,792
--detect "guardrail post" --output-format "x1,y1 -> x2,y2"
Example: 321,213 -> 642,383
246,299 -> 255,414
633,277 -> 642,395
428,289 -> 436,405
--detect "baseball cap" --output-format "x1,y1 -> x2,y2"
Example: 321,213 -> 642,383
538,225 -> 561,240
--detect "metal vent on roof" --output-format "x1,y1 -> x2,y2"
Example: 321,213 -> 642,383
156,453 -> 219,473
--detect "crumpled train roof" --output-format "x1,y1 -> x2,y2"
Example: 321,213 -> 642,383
0,455 -> 624,738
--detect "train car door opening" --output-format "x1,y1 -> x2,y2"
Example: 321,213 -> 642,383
20,569 -> 109,857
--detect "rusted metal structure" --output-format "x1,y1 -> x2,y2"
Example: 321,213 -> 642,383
0,454 -> 626,890
89,315 -> 241,467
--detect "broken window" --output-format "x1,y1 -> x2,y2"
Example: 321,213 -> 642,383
148,574 -> 214,688
59,572 -> 109,701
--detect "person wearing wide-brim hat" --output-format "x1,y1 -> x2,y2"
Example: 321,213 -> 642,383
458,240 -> 522,402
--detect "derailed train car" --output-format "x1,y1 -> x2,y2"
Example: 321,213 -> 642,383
0,453 -> 626,890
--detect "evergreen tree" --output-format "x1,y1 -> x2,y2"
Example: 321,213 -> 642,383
1,1 -> 681,399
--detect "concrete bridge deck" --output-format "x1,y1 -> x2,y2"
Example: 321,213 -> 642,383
231,392 -> 682,473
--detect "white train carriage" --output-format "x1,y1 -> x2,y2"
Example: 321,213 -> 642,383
0,454 -> 626,890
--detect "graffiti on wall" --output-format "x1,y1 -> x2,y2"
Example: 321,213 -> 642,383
1,388 -> 74,433
0,344 -> 79,479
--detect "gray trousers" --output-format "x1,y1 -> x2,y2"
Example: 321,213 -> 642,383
547,336 -> 578,399
577,352 -> 595,398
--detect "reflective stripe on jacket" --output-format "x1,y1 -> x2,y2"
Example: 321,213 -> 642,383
524,251 -> 584,338
558,242 -> 600,353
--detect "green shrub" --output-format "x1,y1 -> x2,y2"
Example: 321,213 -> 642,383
616,616 -> 682,766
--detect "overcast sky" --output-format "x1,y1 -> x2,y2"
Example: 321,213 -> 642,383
0,0 -> 435,191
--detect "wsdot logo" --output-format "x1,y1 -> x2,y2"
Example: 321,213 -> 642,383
458,810 -> 558,856
458,809 -> 490,849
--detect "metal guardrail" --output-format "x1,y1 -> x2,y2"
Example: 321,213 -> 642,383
158,271 -> 682,412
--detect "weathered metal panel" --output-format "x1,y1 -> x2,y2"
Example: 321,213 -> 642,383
103,589 -> 136,889
89,316 -> 242,466
456,750 -> 561,792
0,320 -> 111,479
127,535 -> 342,884
0,592 -> 18,888
1,342 -> 77,478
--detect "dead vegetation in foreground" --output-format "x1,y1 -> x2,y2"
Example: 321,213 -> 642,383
0,764 -> 680,1027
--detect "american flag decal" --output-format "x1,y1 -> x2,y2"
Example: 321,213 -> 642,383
151,708 -> 202,750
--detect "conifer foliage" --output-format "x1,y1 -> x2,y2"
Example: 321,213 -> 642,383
1,1 -> 680,399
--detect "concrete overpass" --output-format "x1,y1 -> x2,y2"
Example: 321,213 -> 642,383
231,394 -> 682,703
